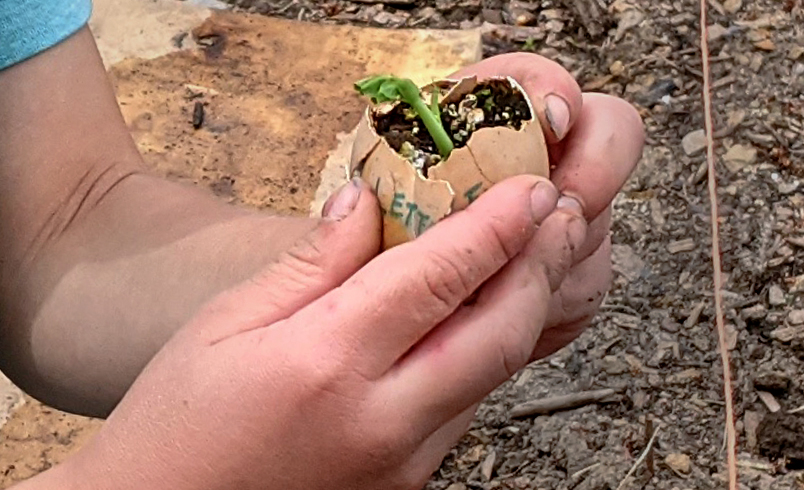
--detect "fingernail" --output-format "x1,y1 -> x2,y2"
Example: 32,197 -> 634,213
544,94 -> 571,140
556,195 -> 585,218
567,216 -> 587,253
530,181 -> 559,223
322,178 -> 362,220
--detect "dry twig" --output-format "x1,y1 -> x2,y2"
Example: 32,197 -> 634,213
699,0 -> 738,488
509,389 -> 617,418
571,462 -> 601,480
560,0 -> 606,38
616,426 -> 661,490
645,417 -> 655,476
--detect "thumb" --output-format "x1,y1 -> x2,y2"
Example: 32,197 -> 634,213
189,178 -> 382,344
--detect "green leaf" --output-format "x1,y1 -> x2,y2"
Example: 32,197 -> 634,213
355,75 -> 418,105
354,74 -> 454,158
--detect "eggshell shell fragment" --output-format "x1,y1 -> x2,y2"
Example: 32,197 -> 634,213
349,76 -> 549,250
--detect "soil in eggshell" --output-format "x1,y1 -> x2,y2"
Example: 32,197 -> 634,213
373,79 -> 532,175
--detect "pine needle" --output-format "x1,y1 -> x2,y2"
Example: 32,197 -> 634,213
616,426 -> 661,490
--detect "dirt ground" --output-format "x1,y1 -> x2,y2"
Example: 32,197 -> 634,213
3,0 -> 804,489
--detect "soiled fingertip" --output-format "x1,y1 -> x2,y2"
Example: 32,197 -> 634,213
556,194 -> 585,218
529,179 -> 560,224
322,178 -> 363,221
566,215 -> 588,254
537,213 -> 588,292
544,94 -> 571,140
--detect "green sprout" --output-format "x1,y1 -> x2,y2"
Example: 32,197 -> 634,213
354,75 -> 454,159
521,37 -> 538,52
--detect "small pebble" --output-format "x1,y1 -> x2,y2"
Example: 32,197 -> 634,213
667,238 -> 696,254
724,0 -> 742,13
742,304 -> 767,321
778,181 -> 800,194
682,129 -> 706,156
601,355 -> 629,375
665,453 -> 691,474
768,285 -> 785,306
707,23 -> 729,42
666,368 -> 702,385
722,144 -> 757,173
757,391 -> 781,413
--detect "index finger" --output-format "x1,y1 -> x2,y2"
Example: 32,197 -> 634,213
450,53 -> 583,144
291,175 -> 559,378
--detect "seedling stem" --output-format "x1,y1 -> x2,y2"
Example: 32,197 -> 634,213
355,75 -> 454,158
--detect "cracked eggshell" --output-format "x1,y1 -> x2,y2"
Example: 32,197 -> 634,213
349,76 -> 549,250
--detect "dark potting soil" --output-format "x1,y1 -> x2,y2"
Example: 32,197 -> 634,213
757,411 -> 804,467
373,79 -> 531,174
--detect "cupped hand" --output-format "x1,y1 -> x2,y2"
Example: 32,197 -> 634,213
452,53 -> 645,359
37,175 -> 583,490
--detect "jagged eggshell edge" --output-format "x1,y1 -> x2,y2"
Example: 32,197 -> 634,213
350,110 -> 454,250
428,76 -> 549,210
349,76 -> 549,249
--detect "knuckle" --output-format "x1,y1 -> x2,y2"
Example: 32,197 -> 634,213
298,353 -> 346,396
556,287 -> 595,326
421,248 -> 476,311
611,96 -> 646,134
592,94 -> 645,146
250,237 -> 331,292
284,236 -> 330,278
540,215 -> 581,291
293,338 -> 363,398
537,252 -> 572,294
415,214 -> 523,315
479,213 -> 523,261
580,237 -> 613,297
359,421 -> 414,470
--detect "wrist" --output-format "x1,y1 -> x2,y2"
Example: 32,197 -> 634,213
2,168 -> 320,416
11,436 -> 158,490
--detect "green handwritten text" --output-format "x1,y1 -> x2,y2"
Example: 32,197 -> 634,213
464,182 -> 483,204
380,190 -> 434,236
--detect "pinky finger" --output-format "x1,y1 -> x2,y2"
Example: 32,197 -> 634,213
397,404 -> 479,490
528,316 -> 592,362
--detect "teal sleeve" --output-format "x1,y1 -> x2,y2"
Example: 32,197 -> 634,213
0,0 -> 93,70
